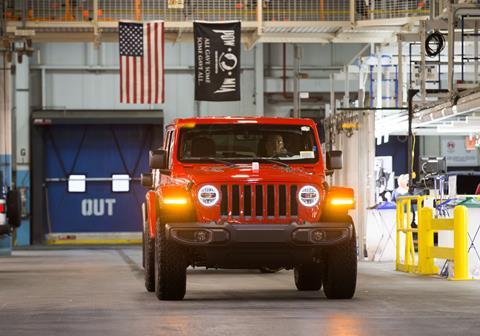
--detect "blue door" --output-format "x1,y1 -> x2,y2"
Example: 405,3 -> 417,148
44,124 -> 161,233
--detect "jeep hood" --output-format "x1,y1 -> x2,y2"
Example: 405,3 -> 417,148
176,164 -> 325,185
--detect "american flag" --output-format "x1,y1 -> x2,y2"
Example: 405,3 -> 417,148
119,21 -> 164,104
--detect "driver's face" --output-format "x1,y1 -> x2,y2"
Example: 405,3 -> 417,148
273,136 -> 284,151
267,135 -> 287,156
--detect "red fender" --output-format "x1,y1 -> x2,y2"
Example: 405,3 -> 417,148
146,190 -> 157,239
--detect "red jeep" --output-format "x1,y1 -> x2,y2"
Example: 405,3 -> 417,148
142,117 -> 356,300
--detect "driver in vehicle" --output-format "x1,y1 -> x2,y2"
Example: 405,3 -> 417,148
265,134 -> 288,157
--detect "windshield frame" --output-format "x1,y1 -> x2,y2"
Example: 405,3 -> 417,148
176,123 -> 321,165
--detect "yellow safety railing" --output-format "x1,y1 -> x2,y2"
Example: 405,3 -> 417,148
396,196 -> 470,280
417,206 -> 469,280
396,196 -> 425,273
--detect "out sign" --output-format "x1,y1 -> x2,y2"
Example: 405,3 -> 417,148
81,199 -> 116,217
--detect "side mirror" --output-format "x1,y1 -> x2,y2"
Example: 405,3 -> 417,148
326,151 -> 343,171
6,189 -> 22,229
149,149 -> 167,170
141,173 -> 153,188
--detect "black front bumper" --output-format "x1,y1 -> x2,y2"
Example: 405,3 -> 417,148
165,222 -> 353,268
165,222 -> 353,247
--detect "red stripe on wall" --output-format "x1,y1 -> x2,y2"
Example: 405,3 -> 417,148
133,57 -> 137,104
147,23 -> 152,104
120,56 -> 123,103
161,22 -> 165,103
126,56 -> 130,104
140,56 -> 144,104
154,22 -> 159,104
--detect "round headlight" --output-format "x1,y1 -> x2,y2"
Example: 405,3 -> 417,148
198,185 -> 219,207
298,185 -> 320,207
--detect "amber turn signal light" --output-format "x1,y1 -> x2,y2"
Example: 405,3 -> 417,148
330,198 -> 355,206
163,198 -> 188,205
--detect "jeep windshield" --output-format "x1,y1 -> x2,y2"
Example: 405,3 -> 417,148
178,124 -> 319,164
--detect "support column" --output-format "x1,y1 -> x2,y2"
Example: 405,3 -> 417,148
293,45 -> 302,118
329,73 -> 335,116
357,111 -> 367,259
420,21 -> 427,103
384,64 -> 391,108
367,110 -> 376,215
376,47 -> 382,108
362,110 -> 377,260
358,61 -> 365,108
93,0 -> 99,42
14,54 -> 30,246
447,2 -> 455,93
343,65 -> 350,107
135,0 -> 142,21
349,0 -> 356,25
0,54 -> 12,255
475,21 -> 478,84
397,38 -> 404,107
254,43 -> 264,116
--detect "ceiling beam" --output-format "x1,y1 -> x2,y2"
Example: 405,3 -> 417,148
255,33 -> 335,44
5,16 -> 429,45
414,90 -> 480,127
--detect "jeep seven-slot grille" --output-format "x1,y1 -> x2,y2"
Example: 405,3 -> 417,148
220,184 -> 298,219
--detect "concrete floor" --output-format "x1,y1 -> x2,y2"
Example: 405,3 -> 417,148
1,248 -> 479,336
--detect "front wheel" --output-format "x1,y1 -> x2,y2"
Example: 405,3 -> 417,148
322,225 -> 357,299
154,219 -> 187,301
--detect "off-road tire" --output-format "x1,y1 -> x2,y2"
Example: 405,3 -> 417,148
154,219 -> 187,300
294,263 -> 322,291
322,224 -> 357,299
143,220 -> 155,292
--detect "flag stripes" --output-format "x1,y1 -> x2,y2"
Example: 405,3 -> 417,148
119,21 -> 164,104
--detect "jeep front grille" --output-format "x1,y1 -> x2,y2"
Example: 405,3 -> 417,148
220,184 -> 298,222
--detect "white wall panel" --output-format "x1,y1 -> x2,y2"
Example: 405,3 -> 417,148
31,42 -> 368,124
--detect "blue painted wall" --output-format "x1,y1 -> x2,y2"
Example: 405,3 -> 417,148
43,124 -> 158,234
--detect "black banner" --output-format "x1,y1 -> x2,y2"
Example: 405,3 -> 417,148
194,21 -> 241,101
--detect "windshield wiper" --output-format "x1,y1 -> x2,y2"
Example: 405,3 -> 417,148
194,157 -> 237,167
257,157 -> 291,170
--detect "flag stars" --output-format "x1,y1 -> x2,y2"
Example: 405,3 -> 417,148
119,22 -> 144,57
